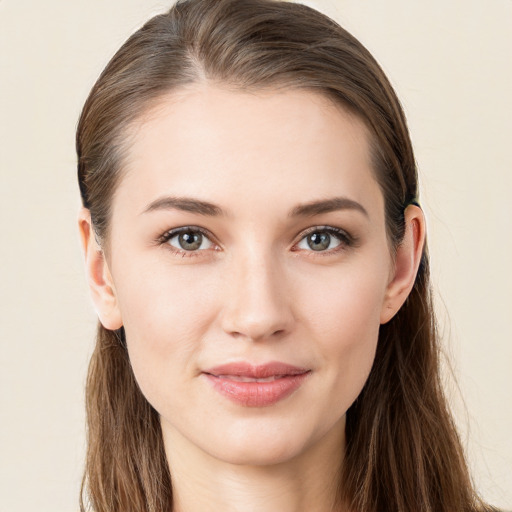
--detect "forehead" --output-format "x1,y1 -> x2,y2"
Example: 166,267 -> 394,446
115,84 -> 384,221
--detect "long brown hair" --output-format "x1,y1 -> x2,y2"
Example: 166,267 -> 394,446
77,1 -> 498,510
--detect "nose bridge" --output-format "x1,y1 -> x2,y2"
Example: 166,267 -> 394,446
220,242 -> 293,341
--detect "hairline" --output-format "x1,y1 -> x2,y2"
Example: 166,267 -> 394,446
97,80 -> 392,257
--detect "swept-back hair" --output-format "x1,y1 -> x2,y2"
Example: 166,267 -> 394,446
77,1 -> 497,510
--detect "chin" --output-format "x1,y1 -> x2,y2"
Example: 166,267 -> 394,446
211,439 -> 304,467
199,419 -> 323,467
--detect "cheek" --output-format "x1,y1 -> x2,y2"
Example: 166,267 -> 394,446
116,256 -> 219,337
297,255 -> 389,341
296,260 -> 387,401
113,261 -> 221,401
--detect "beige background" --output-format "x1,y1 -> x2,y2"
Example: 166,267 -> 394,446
1,0 -> 510,510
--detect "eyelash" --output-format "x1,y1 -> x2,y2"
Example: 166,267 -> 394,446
157,226 -> 216,259
157,225 -> 355,258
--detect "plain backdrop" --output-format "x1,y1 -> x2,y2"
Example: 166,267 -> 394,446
0,0 -> 511,510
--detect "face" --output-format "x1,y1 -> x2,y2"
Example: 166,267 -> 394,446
94,85 -> 405,467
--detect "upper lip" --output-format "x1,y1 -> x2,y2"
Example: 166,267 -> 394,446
203,361 -> 310,378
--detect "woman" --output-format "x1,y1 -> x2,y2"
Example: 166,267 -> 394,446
76,0 -> 500,510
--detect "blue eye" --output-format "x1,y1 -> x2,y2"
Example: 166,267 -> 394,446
162,227 -> 215,253
296,227 -> 350,253
158,225 -> 353,258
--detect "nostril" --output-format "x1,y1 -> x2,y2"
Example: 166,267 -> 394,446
219,264 -> 295,341
225,326 -> 289,343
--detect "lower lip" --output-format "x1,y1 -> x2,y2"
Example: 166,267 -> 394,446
203,372 -> 310,407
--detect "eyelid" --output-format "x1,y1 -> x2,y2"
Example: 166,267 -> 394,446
292,225 -> 355,254
298,225 -> 351,239
158,226 -> 219,256
157,224 -> 355,258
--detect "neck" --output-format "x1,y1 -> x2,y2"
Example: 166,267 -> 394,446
162,418 -> 348,512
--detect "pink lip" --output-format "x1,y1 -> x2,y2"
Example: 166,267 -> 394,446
202,362 -> 311,407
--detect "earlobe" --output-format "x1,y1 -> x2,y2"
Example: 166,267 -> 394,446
380,205 -> 425,324
78,208 -> 123,330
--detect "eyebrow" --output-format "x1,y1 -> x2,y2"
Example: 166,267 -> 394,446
142,195 -> 368,218
288,197 -> 368,218
142,196 -> 224,216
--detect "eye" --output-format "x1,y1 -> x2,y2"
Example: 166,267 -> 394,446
160,227 -> 215,255
295,227 -> 351,253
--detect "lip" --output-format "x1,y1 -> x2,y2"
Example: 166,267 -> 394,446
202,362 -> 311,407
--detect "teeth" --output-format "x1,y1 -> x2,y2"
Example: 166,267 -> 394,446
218,375 -> 283,382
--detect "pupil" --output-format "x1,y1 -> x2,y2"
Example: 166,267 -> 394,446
308,232 -> 330,251
179,232 -> 202,250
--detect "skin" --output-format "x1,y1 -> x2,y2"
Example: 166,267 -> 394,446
79,84 -> 425,512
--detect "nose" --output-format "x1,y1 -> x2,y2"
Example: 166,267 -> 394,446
220,248 -> 295,342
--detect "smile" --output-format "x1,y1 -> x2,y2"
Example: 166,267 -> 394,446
202,362 -> 311,407
215,375 -> 285,382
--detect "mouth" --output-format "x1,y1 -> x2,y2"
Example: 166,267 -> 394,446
202,361 -> 311,407
212,374 -> 289,382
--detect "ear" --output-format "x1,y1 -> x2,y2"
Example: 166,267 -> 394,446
78,208 -> 123,330
380,205 -> 426,324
